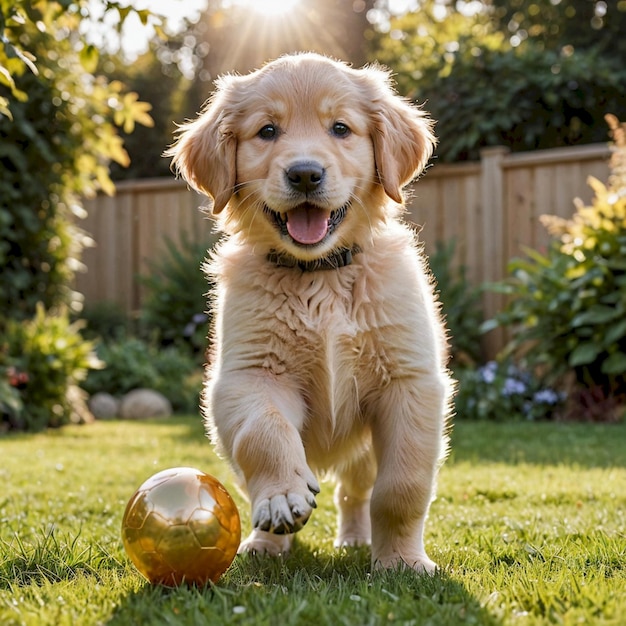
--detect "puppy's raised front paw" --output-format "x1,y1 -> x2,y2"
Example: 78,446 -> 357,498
252,472 -> 320,534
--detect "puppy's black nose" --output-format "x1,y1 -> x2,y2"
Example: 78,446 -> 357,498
286,161 -> 325,193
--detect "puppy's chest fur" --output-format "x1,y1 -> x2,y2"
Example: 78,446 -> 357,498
255,262 -> 390,395
268,267 -> 389,462
214,250 -> 406,462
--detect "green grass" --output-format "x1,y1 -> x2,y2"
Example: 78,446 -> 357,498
1,417 -> 624,625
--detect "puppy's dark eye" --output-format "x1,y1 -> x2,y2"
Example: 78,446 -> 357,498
331,122 -> 351,138
258,124 -> 278,140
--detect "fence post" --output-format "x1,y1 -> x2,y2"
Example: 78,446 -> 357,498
480,146 -> 510,359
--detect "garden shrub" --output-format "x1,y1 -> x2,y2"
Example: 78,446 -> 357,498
139,233 -> 219,356
454,359 -> 564,422
485,116 -> 626,421
1,2 -> 153,429
374,7 -> 626,163
0,55 -> 86,320
148,348 -> 203,414
429,239 -> 483,365
0,2 -> 152,320
80,301 -> 133,342
0,305 -> 100,431
83,337 -> 201,414
419,45 -> 626,162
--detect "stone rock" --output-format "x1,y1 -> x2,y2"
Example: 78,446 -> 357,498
88,392 -> 120,420
120,389 -> 172,420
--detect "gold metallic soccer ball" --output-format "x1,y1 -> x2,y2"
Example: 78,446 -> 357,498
121,467 -> 241,586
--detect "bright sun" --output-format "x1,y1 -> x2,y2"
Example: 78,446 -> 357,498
232,0 -> 301,17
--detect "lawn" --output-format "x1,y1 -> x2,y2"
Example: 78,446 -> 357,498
0,416 -> 624,625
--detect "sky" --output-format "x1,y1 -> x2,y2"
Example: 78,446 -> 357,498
83,0 -> 424,59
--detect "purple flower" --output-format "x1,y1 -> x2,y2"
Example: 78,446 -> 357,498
503,378 -> 526,396
533,389 -> 561,405
479,361 -> 498,383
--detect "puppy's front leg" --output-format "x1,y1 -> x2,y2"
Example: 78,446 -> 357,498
207,371 -> 319,553
369,375 -> 448,574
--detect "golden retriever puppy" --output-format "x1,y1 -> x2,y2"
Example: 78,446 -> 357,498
168,53 -> 452,573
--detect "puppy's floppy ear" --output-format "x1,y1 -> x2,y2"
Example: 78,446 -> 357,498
166,77 -> 237,214
367,70 -> 437,204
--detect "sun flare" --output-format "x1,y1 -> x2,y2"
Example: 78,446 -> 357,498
232,0 -> 301,17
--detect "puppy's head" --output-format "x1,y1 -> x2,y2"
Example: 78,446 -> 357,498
168,53 -> 436,261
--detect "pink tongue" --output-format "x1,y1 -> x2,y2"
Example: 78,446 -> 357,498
286,205 -> 330,245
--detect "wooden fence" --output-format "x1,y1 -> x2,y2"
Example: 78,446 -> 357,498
76,143 -> 611,356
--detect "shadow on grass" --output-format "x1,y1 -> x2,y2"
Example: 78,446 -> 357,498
106,542 -> 503,626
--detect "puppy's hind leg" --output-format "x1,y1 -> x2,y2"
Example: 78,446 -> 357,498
334,449 -> 376,548
369,375 -> 449,574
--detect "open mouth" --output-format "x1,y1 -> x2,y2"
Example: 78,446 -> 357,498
264,202 -> 349,246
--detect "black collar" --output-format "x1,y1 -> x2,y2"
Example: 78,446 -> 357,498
267,245 -> 361,272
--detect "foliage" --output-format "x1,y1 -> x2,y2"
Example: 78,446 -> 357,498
80,301 -> 133,343
487,0 -> 626,57
0,59 -> 88,317
427,44 -> 624,162
103,50 -> 192,181
82,337 -> 201,413
0,1 -> 156,430
485,116 -> 626,419
0,370 -> 24,430
372,1 -> 626,162
1,418 -> 625,624
454,360 -> 565,422
139,233 -> 217,355
429,239 -> 483,365
0,304 -> 100,431
0,0 -> 154,320
82,338 -> 157,397
373,1 -> 505,96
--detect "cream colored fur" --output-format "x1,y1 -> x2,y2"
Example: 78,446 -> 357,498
167,53 -> 453,574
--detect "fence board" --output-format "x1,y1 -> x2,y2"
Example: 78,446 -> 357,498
75,143 -> 611,356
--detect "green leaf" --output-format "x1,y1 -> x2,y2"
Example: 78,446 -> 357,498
605,258 -> 626,271
0,95 -> 12,120
0,64 -> 16,89
569,343 -> 601,367
571,306 -> 621,328
520,246 -> 552,267
604,319 -> 626,346
601,352 -> 626,376
79,45 -> 99,73
480,318 -> 500,334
